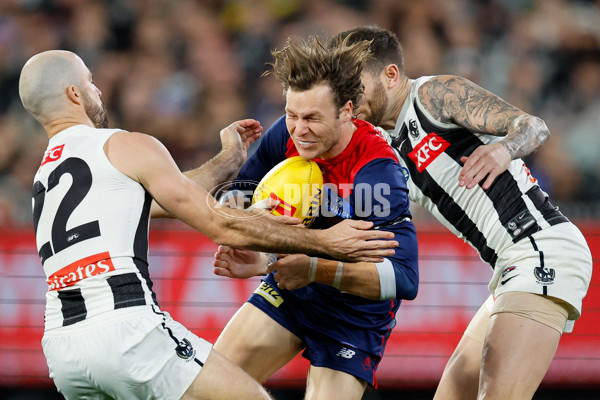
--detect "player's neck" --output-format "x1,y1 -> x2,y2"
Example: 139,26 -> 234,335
377,77 -> 409,130
320,120 -> 357,159
389,77 -> 410,122
44,117 -> 93,139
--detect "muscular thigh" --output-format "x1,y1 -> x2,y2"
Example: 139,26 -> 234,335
465,295 -> 493,344
305,366 -> 366,400
182,349 -> 272,400
490,292 -> 569,334
214,303 -> 303,383
479,292 -> 565,399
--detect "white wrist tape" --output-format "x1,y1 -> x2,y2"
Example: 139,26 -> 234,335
265,253 -> 277,266
308,257 -> 318,282
332,262 -> 343,289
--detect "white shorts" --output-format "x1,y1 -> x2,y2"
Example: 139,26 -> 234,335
491,222 -> 593,325
42,305 -> 212,400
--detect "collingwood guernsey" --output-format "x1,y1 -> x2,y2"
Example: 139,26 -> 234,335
33,125 -> 157,330
384,76 -> 568,269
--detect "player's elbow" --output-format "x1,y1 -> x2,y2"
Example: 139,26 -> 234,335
400,276 -> 419,300
377,259 -> 419,300
392,269 -> 418,300
527,115 -> 550,145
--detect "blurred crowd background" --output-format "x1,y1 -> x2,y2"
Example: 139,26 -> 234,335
1,0 -> 600,228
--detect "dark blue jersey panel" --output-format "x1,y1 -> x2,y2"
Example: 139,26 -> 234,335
353,158 -> 418,299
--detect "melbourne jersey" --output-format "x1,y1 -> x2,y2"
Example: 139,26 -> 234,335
33,125 -> 157,330
384,76 -> 569,269
232,117 -> 419,357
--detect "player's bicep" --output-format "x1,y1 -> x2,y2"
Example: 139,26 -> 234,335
419,75 -> 526,135
105,131 -> 213,215
354,158 -> 410,227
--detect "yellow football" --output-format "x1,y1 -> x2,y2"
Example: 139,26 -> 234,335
251,156 -> 323,227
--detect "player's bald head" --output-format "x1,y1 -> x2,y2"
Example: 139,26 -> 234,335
19,50 -> 89,123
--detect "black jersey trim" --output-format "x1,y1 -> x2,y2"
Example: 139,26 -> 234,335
58,288 -> 87,326
161,318 -> 205,367
397,122 -> 499,267
133,191 -> 152,263
134,258 -> 159,306
525,186 -> 569,226
107,272 -> 148,309
528,236 -> 548,296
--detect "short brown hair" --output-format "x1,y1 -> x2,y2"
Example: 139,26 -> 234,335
331,25 -> 404,75
266,35 -> 371,111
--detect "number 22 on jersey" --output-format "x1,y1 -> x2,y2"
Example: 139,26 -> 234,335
33,158 -> 101,264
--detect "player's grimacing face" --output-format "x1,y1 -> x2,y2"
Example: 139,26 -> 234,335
285,83 -> 344,160
355,70 -> 388,127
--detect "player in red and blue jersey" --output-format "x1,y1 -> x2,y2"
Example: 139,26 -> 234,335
211,36 -> 418,399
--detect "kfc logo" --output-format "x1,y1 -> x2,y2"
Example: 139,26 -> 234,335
408,133 -> 450,172
41,144 -> 65,166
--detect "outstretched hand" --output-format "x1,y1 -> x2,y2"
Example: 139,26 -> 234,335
220,119 -> 263,163
459,142 -> 511,190
213,245 -> 267,279
321,219 -> 397,263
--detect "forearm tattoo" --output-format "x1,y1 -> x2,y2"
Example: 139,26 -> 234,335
419,76 -> 549,159
500,114 -> 549,159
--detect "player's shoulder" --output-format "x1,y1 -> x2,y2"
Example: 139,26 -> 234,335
418,74 -> 476,94
353,120 -> 397,160
110,130 -> 155,143
106,131 -> 169,158
264,115 -> 288,138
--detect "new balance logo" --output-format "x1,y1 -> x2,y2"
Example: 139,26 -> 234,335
336,348 -> 356,359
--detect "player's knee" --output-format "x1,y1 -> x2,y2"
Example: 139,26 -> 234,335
445,346 -> 481,382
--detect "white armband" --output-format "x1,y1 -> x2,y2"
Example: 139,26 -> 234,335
375,258 -> 396,300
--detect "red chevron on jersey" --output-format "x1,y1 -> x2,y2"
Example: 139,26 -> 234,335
285,119 -> 398,189
408,132 -> 450,172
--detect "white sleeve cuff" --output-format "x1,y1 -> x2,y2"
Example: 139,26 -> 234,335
376,258 -> 396,300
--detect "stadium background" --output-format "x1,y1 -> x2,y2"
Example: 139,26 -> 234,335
0,0 -> 598,399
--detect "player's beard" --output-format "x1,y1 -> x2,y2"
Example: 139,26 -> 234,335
83,93 -> 109,129
365,79 -> 388,127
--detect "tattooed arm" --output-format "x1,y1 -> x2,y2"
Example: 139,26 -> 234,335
418,75 -> 549,189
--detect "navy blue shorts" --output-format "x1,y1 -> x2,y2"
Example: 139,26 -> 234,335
247,274 -> 398,386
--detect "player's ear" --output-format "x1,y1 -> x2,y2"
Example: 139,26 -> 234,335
384,64 -> 400,88
65,84 -> 82,105
340,101 -> 353,122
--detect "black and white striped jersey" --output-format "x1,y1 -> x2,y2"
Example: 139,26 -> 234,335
33,125 -> 157,330
383,76 -> 568,269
